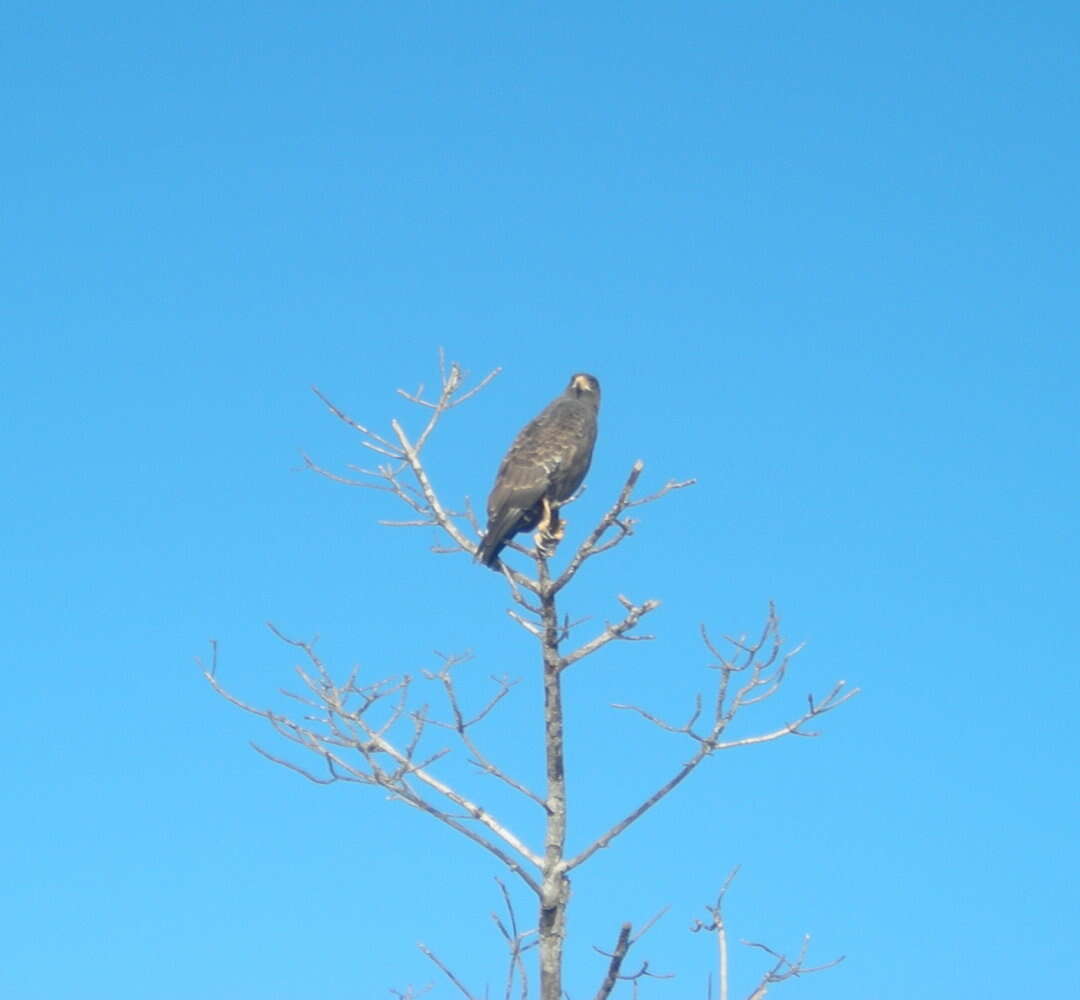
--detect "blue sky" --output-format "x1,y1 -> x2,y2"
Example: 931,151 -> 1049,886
3,3 -> 1078,997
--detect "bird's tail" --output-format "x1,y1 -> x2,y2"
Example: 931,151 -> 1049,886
476,508 -> 525,568
475,530 -> 504,568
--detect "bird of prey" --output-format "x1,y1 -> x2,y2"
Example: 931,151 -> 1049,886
476,373 -> 601,568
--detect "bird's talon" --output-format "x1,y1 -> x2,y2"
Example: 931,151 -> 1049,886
534,529 -> 555,558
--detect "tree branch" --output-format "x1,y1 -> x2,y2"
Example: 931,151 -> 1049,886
592,908 -> 671,1000
691,862 -> 844,999
204,627 -> 544,894
418,944 -> 478,1000
570,606 -> 858,871
551,462 -> 695,594
560,595 -> 661,670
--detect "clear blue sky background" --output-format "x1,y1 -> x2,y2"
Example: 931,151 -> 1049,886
4,3 -> 1078,998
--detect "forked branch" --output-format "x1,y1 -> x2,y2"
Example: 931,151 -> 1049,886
306,353 -> 499,560
692,868 -> 844,1000
592,908 -> 672,1000
552,461 -> 695,593
202,631 -> 544,895
569,606 -> 857,870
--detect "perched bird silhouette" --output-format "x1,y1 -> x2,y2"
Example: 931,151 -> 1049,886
475,373 -> 601,568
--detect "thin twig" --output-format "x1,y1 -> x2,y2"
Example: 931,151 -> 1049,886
418,944 -> 479,1000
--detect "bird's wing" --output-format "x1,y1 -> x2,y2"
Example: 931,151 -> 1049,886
487,442 -> 554,519
477,431 -> 554,565
486,400 -> 571,515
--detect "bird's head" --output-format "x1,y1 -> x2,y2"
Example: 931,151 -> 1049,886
567,373 -> 600,405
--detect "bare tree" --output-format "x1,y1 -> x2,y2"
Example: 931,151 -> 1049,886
205,355 -> 858,998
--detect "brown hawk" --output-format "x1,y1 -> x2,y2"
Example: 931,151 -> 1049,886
476,373 -> 600,568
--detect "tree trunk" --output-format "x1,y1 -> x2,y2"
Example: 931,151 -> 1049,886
539,561 -> 569,1000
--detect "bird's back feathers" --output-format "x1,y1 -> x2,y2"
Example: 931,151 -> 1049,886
476,374 -> 600,568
